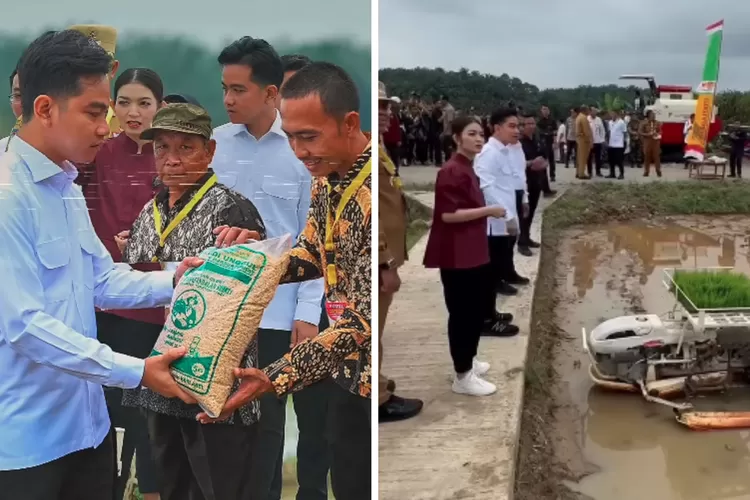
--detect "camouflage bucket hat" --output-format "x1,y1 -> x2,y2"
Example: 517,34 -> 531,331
140,103 -> 212,141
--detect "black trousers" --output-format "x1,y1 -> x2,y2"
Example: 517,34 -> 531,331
327,385 -> 371,500
608,147 -> 625,177
96,311 -> 161,496
250,328 -> 331,500
440,264 -> 494,373
432,135 -> 444,165
520,175 -> 542,245
441,134 -> 454,163
565,140 -> 577,167
730,146 -> 744,176
415,138 -> 429,164
588,143 -> 603,175
0,429 -> 116,500
488,234 -> 517,287
148,412 -> 259,500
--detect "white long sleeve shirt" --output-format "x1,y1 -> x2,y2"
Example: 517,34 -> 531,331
608,119 -> 627,148
589,116 -> 606,144
556,123 -> 566,144
473,137 -> 523,236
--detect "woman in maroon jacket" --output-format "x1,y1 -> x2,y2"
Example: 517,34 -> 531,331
77,67 -> 165,500
423,116 -> 514,397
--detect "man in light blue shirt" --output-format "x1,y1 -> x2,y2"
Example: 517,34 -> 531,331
0,30 -> 198,500
211,37 -> 327,499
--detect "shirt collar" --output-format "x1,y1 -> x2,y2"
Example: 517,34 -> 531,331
232,110 -> 286,139
8,137 -> 78,184
452,152 -> 473,166
327,137 -> 372,189
489,137 -> 520,153
155,169 -> 215,210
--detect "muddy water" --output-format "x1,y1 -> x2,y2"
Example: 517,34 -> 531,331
553,216 -> 750,500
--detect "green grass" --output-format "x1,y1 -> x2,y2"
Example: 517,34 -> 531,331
405,195 -> 433,250
544,181 -> 750,228
672,270 -> 750,310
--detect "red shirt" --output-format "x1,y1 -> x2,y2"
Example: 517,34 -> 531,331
423,153 -> 490,269
78,133 -> 165,325
383,113 -> 401,146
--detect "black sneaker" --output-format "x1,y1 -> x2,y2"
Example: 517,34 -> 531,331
507,273 -> 530,285
543,190 -> 557,197
482,321 -> 520,337
493,311 -> 514,323
520,239 -> 541,249
517,246 -> 533,257
379,395 -> 424,423
496,281 -> 518,295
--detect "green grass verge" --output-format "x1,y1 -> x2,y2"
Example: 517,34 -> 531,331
672,269 -> 750,310
405,195 -> 432,250
515,180 -> 750,500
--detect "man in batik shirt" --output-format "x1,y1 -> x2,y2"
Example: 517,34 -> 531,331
203,61 -> 372,500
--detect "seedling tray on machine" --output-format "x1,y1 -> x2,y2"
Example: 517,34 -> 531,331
662,267 -> 750,332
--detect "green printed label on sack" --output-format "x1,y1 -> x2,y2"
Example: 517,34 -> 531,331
151,245 -> 269,395
170,290 -> 207,330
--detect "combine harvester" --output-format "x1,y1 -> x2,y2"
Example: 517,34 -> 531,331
619,73 -> 722,161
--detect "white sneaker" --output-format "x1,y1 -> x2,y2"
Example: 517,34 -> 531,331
473,358 -> 490,376
452,372 -> 497,396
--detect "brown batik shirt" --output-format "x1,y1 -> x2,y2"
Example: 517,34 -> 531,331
263,142 -> 372,399
121,170 -> 267,425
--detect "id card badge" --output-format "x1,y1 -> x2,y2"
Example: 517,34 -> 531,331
325,300 -> 347,324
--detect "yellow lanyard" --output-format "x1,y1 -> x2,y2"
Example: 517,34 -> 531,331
5,116 -> 22,153
151,174 -> 217,262
324,159 -> 372,286
379,144 -> 403,190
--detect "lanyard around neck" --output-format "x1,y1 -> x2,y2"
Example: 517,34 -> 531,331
324,159 -> 371,287
151,174 -> 217,262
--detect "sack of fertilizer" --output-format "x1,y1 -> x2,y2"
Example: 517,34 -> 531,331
150,234 -> 292,418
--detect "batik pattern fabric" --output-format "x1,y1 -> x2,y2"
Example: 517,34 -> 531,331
121,170 -> 267,425
263,143 -> 372,399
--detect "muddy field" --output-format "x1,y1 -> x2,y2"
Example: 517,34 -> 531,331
520,215 -> 750,500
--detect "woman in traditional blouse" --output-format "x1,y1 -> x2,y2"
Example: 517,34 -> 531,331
423,116 -> 509,397
77,67 -> 166,500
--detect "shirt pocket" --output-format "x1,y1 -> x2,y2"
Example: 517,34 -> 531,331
258,177 -> 301,226
78,229 -> 100,290
35,238 -> 72,302
216,170 -> 240,189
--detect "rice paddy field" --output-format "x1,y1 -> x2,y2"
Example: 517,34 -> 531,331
672,269 -> 750,310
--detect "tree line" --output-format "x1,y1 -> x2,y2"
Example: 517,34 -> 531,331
0,33 -> 371,133
380,66 -> 750,124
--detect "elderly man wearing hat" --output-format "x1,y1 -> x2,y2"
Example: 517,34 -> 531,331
378,81 -> 424,423
121,103 -> 267,500
3,24 -> 121,153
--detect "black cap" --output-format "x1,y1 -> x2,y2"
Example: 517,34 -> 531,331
163,93 -> 202,107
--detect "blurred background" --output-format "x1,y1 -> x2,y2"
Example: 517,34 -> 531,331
0,0 -> 371,133
2,1 -> 371,499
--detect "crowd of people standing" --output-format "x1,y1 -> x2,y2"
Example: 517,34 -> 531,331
0,24 -> 372,500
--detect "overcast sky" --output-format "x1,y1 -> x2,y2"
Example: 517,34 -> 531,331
380,0 -> 748,91
8,0 -> 370,48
